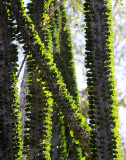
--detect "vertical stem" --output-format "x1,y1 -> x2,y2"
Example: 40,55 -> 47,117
84,0 -> 121,159
19,63 -> 28,140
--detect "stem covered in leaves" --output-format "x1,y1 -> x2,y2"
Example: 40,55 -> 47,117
84,0 -> 121,159
22,0 -> 53,159
0,1 -> 22,159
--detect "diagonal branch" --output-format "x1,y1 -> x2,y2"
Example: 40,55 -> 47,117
49,0 -> 64,16
10,0 -> 91,158
17,54 -> 27,78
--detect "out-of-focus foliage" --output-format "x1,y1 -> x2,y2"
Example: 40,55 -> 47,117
113,2 -> 126,108
66,0 -> 126,108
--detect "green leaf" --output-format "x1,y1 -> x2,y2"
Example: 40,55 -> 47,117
74,29 -> 77,35
75,16 -> 79,19
81,26 -> 84,32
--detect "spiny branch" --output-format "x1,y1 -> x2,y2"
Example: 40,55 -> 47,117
10,0 -> 91,157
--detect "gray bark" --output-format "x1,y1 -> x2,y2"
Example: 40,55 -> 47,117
19,63 -> 28,140
50,104 -> 60,160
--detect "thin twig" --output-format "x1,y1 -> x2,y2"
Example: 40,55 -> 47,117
49,0 -> 64,16
17,54 -> 27,78
52,16 -> 84,28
